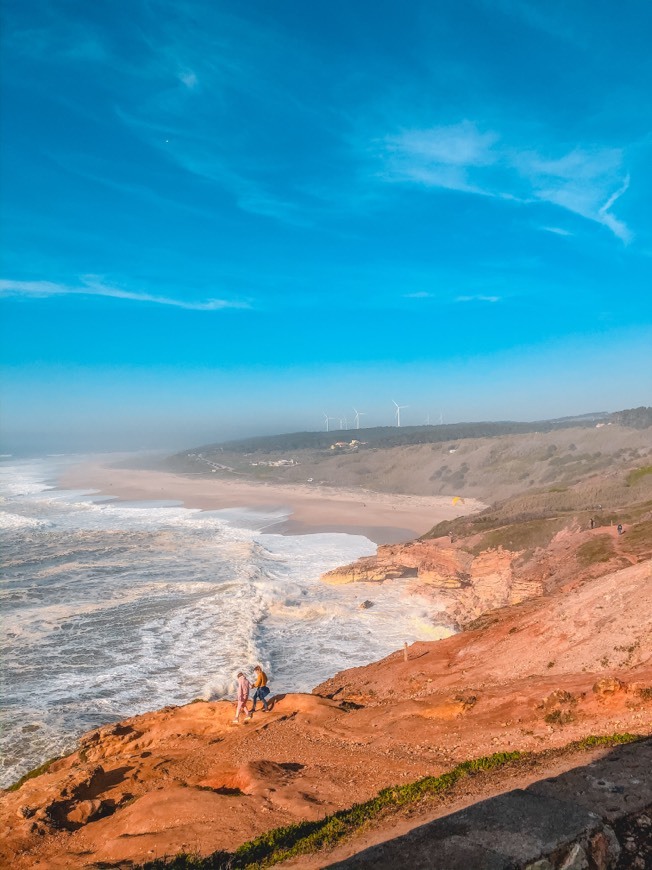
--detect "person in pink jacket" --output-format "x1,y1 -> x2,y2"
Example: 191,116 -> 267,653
233,672 -> 251,724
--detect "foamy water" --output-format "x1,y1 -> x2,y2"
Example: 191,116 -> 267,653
0,457 -> 451,788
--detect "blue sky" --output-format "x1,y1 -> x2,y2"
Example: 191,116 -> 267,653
1,0 -> 650,452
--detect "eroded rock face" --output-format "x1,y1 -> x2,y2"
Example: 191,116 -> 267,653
2,557 -> 650,870
323,540 -> 543,628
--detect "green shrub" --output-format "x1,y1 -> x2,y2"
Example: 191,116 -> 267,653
7,756 -> 63,792
626,465 -> 652,486
576,535 -> 615,567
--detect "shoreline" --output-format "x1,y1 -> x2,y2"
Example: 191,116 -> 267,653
57,459 -> 486,546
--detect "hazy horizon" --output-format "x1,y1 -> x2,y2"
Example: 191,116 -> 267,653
0,401 -> 645,458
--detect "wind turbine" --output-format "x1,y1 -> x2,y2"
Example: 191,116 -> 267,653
393,400 -> 408,427
323,413 -> 336,433
353,408 -> 365,429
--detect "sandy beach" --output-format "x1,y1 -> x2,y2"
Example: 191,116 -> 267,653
59,460 -> 486,545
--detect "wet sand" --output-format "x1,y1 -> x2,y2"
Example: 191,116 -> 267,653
59,460 -> 485,545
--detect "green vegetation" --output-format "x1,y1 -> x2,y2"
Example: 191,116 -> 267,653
173,412 -> 620,459
610,406 -> 652,429
626,465 -> 652,486
572,733 -> 638,749
576,535 -> 616,567
468,516 -> 568,555
137,733 -> 640,869
598,501 -> 652,527
8,756 -> 63,792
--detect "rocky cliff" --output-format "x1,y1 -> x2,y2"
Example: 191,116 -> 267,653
323,539 -> 543,629
322,505 -> 652,629
2,553 -> 650,869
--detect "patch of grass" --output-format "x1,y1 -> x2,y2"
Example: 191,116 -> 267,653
570,733 -> 638,750
626,465 -> 652,486
140,852 -> 230,869
576,535 -> 615,567
136,733 -> 641,869
7,756 -> 63,792
622,520 -> 652,558
469,516 -> 568,555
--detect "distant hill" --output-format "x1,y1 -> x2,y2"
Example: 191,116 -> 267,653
165,407 -> 652,504
182,411 -> 616,456
609,406 -> 652,429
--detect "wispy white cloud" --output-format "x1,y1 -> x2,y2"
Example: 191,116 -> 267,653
598,174 -> 630,240
455,295 -> 501,303
0,277 -> 249,311
378,121 -> 632,241
403,291 -> 434,298
178,69 -> 198,89
541,226 -> 573,236
516,148 -> 632,242
382,122 -> 499,195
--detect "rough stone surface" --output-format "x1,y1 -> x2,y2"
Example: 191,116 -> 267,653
588,826 -> 621,868
527,739 -> 652,822
328,790 -> 600,869
558,842 -> 589,870
328,745 -> 652,870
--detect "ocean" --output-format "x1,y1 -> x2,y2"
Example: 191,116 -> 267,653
0,456 -> 451,788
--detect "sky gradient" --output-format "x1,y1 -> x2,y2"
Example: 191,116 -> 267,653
1,0 -> 651,452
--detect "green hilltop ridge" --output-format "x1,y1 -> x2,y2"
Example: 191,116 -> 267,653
171,408 -> 650,458
174,411 -> 617,456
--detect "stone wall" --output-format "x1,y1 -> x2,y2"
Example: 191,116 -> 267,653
329,739 -> 652,869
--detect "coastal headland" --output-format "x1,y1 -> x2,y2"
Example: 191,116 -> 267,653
2,553 -> 650,868
4,420 -> 652,868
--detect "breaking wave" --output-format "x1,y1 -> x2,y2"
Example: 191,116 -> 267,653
0,456 -> 450,788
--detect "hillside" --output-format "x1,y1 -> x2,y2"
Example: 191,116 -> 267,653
3,410 -> 650,868
2,554 -> 649,869
183,412 -> 614,455
165,410 -> 652,505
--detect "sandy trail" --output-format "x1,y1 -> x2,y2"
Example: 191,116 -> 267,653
58,459 -> 486,545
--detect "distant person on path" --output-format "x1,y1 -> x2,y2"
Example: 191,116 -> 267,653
251,665 -> 270,712
617,523 -> 623,535
233,672 -> 251,724
590,518 -> 595,529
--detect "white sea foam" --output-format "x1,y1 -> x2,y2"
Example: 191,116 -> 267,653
0,511 -> 47,530
0,457 -> 451,788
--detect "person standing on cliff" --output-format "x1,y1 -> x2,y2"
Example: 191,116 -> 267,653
233,672 -> 252,724
251,665 -> 270,713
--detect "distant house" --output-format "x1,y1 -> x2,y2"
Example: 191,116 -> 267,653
249,458 -> 297,467
330,439 -> 365,451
